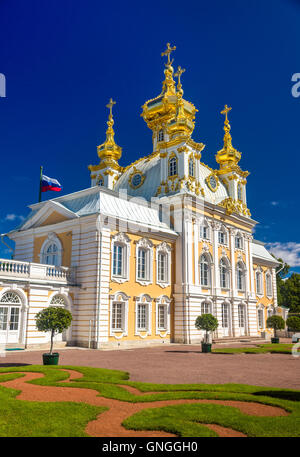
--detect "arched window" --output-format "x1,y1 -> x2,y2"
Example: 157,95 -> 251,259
0,292 -> 22,333
158,129 -> 164,142
40,235 -> 62,267
220,258 -> 230,289
189,158 -> 195,177
98,178 -> 104,187
199,254 -> 211,287
255,270 -> 263,295
45,243 -> 59,266
50,294 -> 66,306
201,301 -> 211,314
266,272 -> 272,296
257,306 -> 264,329
169,156 -> 177,177
236,262 -> 245,291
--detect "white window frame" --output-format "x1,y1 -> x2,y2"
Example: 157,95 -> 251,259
201,300 -> 211,315
155,296 -> 171,336
40,233 -> 62,266
156,242 -> 171,288
134,294 -> 152,337
199,253 -> 212,287
218,226 -> 228,246
109,292 -> 130,338
111,233 -> 130,284
199,218 -> 210,241
136,238 -> 153,285
265,271 -> 273,298
257,306 -> 264,330
235,232 -> 243,250
236,261 -> 246,291
169,156 -> 178,177
255,269 -> 263,296
220,257 -> 230,289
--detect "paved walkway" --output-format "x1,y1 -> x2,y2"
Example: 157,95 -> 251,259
1,344 -> 299,389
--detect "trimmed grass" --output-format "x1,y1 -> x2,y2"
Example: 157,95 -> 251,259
0,365 -> 299,437
212,343 -> 299,354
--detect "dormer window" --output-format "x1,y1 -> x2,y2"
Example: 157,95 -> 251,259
158,129 -> 164,142
169,156 -> 178,177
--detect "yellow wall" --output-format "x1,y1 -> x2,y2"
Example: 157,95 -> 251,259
33,231 -> 72,267
109,233 -> 174,342
40,212 -> 69,227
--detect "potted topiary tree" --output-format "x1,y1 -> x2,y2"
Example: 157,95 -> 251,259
35,306 -> 72,365
266,315 -> 285,344
195,313 -> 219,353
286,316 -> 300,342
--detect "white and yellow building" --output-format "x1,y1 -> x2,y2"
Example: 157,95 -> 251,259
0,44 -> 281,349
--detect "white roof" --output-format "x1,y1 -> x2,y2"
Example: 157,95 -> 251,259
252,240 -> 279,265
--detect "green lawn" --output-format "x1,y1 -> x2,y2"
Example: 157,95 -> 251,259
212,343 -> 299,354
0,365 -> 299,437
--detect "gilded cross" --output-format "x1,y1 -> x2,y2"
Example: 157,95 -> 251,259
174,66 -> 186,86
106,98 -> 116,117
161,42 -> 176,66
221,104 -> 232,123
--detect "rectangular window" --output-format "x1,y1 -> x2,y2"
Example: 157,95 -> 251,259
258,309 -> 264,329
113,244 -> 124,277
158,305 -> 167,329
112,302 -> 123,330
218,231 -> 226,244
256,273 -> 262,294
200,226 -> 209,239
158,253 -> 167,282
238,305 -> 245,327
266,275 -> 272,296
137,249 -> 147,280
137,304 -> 147,330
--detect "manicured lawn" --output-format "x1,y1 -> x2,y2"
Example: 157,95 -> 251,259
0,365 -> 300,437
212,343 -> 299,354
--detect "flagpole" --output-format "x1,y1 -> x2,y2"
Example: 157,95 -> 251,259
38,166 -> 43,203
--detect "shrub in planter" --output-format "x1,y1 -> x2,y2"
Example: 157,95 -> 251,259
195,314 -> 219,353
35,306 -> 72,365
286,316 -> 300,341
266,315 -> 285,343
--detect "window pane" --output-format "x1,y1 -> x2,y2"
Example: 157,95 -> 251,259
222,304 -> 229,328
9,307 -> 20,331
113,244 -> 123,276
158,253 -> 167,282
0,307 -> 8,331
112,303 -> 123,330
137,304 -> 147,330
158,305 -> 166,329
138,249 -> 146,279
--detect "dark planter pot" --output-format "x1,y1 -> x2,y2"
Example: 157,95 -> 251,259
43,353 -> 59,365
271,337 -> 280,344
201,343 -> 212,353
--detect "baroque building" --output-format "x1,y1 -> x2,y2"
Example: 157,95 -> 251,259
0,44 -> 282,349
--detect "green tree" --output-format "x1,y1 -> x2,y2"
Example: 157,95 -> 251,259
281,274 -> 300,313
35,307 -> 72,354
286,316 -> 300,332
195,314 -> 219,343
266,315 -> 285,339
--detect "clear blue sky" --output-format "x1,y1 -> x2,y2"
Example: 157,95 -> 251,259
0,0 -> 299,272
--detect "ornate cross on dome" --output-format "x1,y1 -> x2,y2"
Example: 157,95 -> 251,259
106,98 -> 116,118
174,66 -> 185,86
221,104 -> 232,123
161,43 -> 176,67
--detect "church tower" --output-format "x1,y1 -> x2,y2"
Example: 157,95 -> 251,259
88,98 -> 122,189
216,105 -> 251,217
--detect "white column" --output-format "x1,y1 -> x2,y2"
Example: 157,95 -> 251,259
244,234 -> 250,296
229,228 -> 236,295
247,235 -> 256,299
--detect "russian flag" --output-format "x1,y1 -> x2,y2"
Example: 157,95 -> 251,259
41,175 -> 62,193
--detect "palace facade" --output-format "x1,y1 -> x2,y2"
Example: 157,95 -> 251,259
0,44 -> 282,349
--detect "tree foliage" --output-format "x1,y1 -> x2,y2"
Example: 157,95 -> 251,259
271,255 -> 300,312
266,315 -> 285,338
35,306 -> 72,354
195,314 -> 219,343
286,316 -> 300,332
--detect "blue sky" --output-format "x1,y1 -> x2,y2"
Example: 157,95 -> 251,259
0,0 -> 299,273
